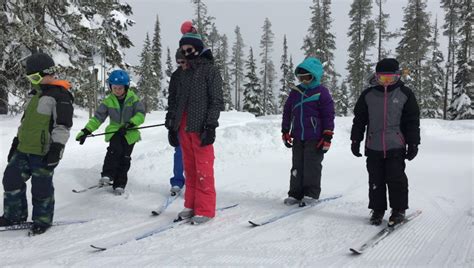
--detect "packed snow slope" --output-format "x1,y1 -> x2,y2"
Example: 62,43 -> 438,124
0,110 -> 472,266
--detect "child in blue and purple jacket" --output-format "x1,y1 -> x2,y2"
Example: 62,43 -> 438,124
281,57 -> 335,206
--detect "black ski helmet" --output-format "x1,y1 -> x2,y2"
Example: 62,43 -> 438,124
25,53 -> 55,75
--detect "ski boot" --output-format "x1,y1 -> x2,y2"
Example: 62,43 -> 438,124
191,215 -> 212,225
99,176 -> 113,186
29,223 -> 50,236
283,196 -> 299,206
369,210 -> 385,226
175,208 -> 194,221
300,196 -> 318,207
113,187 -> 125,196
388,209 -> 405,227
170,186 -> 182,196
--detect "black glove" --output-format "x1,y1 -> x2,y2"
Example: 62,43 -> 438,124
168,130 -> 180,147
44,142 -> 64,167
405,144 -> 418,161
317,130 -> 334,153
165,115 -> 174,130
200,126 -> 216,147
7,137 -> 19,162
117,122 -> 135,136
76,128 -> 91,145
351,141 -> 362,157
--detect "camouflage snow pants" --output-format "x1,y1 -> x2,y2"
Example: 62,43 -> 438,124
2,151 -> 55,227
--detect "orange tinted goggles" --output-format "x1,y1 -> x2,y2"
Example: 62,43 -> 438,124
376,73 -> 400,86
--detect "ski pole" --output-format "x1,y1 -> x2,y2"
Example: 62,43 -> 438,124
88,123 -> 166,137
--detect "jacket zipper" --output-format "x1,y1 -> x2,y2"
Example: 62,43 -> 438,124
300,93 -> 304,141
383,86 -> 388,158
41,130 -> 46,154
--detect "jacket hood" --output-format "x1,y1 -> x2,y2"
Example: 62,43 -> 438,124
295,57 -> 324,89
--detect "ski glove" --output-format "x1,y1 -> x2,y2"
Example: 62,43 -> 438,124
7,137 -> 19,162
168,130 -> 180,147
164,114 -> 174,130
405,144 -> 418,161
351,141 -> 362,157
282,129 -> 293,148
44,142 -> 64,167
200,126 -> 216,147
76,128 -> 91,145
117,122 -> 135,137
317,130 -> 334,153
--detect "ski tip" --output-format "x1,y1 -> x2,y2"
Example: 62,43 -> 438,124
248,220 -> 261,227
90,245 -> 107,251
151,211 -> 160,216
72,189 -> 80,193
350,248 -> 363,255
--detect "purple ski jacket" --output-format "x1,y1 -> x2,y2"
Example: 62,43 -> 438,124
281,58 -> 335,142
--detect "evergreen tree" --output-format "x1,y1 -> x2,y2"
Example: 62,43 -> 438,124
279,35 -> 290,113
396,0 -> 431,94
259,18 -> 276,115
136,33 -> 156,113
287,56 -> 296,87
302,0 -> 338,86
449,0 -> 473,119
190,0 -> 215,44
333,80 -> 351,116
243,47 -> 264,116
441,0 -> 462,118
151,15 -> 164,110
346,0 -> 376,104
420,18 -> 444,118
0,1 -> 134,114
230,26 -> 245,111
216,34 -> 233,110
163,47 -> 174,106
374,0 -> 395,60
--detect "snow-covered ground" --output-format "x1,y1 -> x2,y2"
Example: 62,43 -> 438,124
0,110 -> 472,266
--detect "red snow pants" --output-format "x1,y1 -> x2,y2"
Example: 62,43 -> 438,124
178,113 -> 216,218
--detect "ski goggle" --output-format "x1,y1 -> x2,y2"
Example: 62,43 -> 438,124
180,47 -> 195,55
376,73 -> 400,86
296,73 -> 313,83
26,72 -> 43,85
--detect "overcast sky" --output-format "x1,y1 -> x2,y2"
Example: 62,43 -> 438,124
124,0 -> 446,81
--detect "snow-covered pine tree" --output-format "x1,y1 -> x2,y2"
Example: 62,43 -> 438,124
230,26 -> 245,111
420,18 -> 444,118
259,18 -> 276,115
216,34 -> 233,110
346,0 -> 376,104
375,0 -> 395,60
190,0 -> 215,45
441,0 -> 462,118
396,0 -> 431,95
0,1 -> 134,114
302,0 -> 338,86
278,35 -> 290,113
163,47 -> 173,104
448,0 -> 473,119
243,47 -> 264,116
333,80 -> 351,116
151,15 -> 165,110
287,56 -> 296,87
136,33 -> 156,113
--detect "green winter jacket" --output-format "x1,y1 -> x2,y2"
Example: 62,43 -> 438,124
84,90 -> 145,145
17,80 -> 74,156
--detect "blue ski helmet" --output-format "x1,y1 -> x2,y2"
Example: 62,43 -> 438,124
108,69 -> 130,89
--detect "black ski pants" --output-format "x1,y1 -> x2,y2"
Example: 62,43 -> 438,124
101,134 -> 135,189
288,140 -> 324,200
366,156 -> 409,211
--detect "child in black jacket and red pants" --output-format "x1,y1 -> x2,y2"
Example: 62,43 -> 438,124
350,58 -> 420,226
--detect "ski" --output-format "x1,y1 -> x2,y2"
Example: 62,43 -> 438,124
350,210 -> 422,254
91,204 -> 239,251
0,219 -> 90,232
72,183 -> 111,193
151,189 -> 183,216
248,195 -> 342,227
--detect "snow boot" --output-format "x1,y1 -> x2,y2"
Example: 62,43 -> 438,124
300,196 -> 318,207
113,187 -> 125,196
369,210 -> 385,226
191,215 -> 213,225
99,176 -> 113,186
283,196 -> 299,206
29,223 -> 50,236
170,186 -> 182,196
176,208 -> 194,221
388,209 -> 406,227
